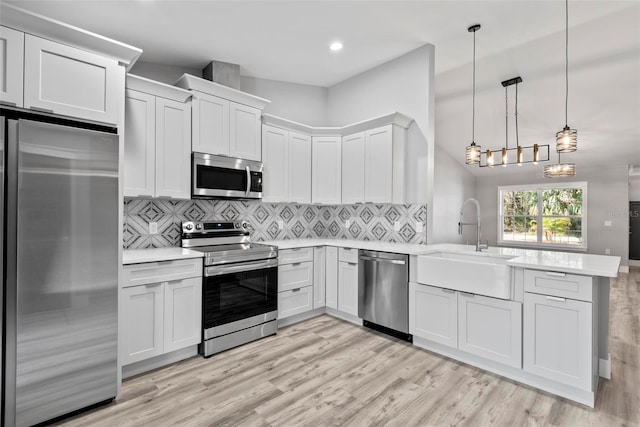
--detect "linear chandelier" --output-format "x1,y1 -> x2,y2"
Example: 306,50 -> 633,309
476,76 -> 550,168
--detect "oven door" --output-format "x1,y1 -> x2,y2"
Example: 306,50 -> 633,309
203,258 -> 277,338
192,153 -> 262,199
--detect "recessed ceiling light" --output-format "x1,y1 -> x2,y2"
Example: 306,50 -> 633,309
330,41 -> 343,52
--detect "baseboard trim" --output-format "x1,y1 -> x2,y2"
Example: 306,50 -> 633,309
324,307 -> 363,326
122,346 -> 198,380
278,307 -> 325,327
619,265 -> 629,273
629,260 -> 640,267
599,354 -> 611,379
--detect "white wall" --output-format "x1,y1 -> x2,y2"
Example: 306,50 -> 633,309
432,145 -> 477,244
630,174 -> 640,202
475,164 -> 629,267
129,61 -> 200,85
327,45 -> 435,231
240,76 -> 327,126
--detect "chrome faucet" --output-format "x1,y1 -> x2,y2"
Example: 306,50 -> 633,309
458,198 -> 488,252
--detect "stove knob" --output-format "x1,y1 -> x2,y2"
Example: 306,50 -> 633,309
185,224 -> 193,231
195,224 -> 202,230
242,222 -> 248,229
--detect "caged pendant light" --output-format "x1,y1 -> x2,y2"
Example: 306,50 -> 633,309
465,24 -> 482,165
546,0 -> 578,177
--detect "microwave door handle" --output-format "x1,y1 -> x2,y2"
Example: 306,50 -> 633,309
246,166 -> 251,196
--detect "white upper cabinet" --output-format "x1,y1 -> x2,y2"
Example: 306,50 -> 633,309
262,124 -> 312,203
124,89 -> 155,198
175,74 -> 270,161
262,125 -> 289,202
0,25 -> 24,107
312,136 -> 342,204
155,97 -> 191,199
192,92 -> 230,156
288,131 -> 312,204
364,125 -> 393,203
125,74 -> 192,199
230,101 -> 261,161
341,132 -> 365,204
23,34 -> 119,124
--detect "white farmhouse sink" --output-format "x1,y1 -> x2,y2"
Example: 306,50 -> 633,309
415,251 -> 516,299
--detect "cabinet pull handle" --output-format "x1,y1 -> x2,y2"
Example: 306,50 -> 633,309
29,106 -> 54,114
441,288 -> 455,294
460,292 -> 475,297
546,296 -> 566,302
145,283 -> 162,288
291,248 -> 301,251
292,262 -> 301,266
546,271 -> 566,278
0,101 -> 17,107
348,262 -> 357,266
292,288 -> 301,292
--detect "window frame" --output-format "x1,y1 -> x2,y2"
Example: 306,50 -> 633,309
497,181 -> 588,251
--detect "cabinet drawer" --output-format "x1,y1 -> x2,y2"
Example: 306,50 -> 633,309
338,247 -> 358,263
524,269 -> 593,302
123,258 -> 202,288
278,286 -> 313,319
278,247 -> 314,265
278,261 -> 313,292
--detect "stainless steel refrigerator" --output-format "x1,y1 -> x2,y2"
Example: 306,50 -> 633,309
1,109 -> 119,426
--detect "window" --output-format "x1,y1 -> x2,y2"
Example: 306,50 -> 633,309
498,182 -> 586,249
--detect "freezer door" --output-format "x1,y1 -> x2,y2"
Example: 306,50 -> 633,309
11,119 -> 119,426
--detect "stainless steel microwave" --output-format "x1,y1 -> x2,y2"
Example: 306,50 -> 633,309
192,153 -> 263,199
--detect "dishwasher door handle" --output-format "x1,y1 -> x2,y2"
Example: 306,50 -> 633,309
359,256 -> 406,265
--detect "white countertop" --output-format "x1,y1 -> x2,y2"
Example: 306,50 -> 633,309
123,247 -> 203,265
262,239 -> 622,278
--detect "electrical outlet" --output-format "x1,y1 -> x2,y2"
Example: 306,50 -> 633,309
277,220 -> 284,230
415,222 -> 424,233
345,219 -> 351,228
605,249 -> 611,255
394,221 -> 401,232
604,220 -> 612,227
149,222 -> 158,234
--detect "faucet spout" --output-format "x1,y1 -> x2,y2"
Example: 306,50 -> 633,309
458,198 -> 487,251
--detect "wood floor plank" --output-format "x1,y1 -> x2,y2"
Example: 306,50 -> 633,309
54,268 -> 640,427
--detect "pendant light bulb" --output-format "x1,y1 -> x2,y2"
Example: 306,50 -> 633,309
533,144 -> 539,164
517,146 -> 523,165
487,149 -> 494,168
465,24 -> 482,165
501,147 -> 508,167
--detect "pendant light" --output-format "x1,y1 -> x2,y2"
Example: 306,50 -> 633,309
555,0 -> 577,153
465,24 -> 482,165
544,152 -> 576,177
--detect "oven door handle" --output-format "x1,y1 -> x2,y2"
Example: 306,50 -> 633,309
245,166 -> 251,196
205,258 -> 277,277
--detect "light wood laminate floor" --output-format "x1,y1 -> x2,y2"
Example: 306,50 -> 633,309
56,268 -> 639,427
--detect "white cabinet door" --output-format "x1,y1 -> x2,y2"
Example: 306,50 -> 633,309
262,125 -> 288,202
523,293 -> 593,390
341,132 -> 365,204
458,293 -> 522,368
230,101 -> 261,161
338,261 -> 359,316
0,26 -> 24,107
164,278 -> 202,353
312,136 -> 341,204
409,283 -> 458,348
313,247 -> 326,309
122,284 -> 164,365
155,97 -> 191,199
325,246 -> 338,309
23,35 -> 119,124
288,131 -> 312,204
192,92 -> 229,155
124,89 -> 156,198
364,125 -> 393,203
278,286 -> 313,319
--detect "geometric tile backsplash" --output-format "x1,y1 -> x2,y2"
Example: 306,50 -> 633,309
124,198 -> 427,249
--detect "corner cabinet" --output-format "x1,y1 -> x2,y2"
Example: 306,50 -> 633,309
312,136 -> 342,204
125,74 -> 192,199
0,25 -> 24,107
175,74 -> 270,161
121,258 -> 203,367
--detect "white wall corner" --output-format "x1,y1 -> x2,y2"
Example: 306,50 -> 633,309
599,354 -> 611,380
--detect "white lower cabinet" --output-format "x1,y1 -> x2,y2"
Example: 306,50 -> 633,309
278,262 -> 313,293
523,292 -> 593,390
409,282 -> 457,348
121,258 -> 202,366
458,292 -> 522,368
313,247 -> 326,308
122,283 -> 164,364
325,247 -> 339,309
338,260 -> 359,316
278,287 -> 313,319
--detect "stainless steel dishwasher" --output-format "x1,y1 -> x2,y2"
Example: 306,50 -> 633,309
358,250 -> 412,342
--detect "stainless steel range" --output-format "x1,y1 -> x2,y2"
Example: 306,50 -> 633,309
181,221 -> 278,357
